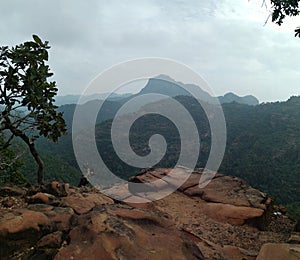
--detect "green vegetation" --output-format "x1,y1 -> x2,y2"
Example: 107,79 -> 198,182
21,150 -> 81,186
0,135 -> 26,184
35,95 -> 300,219
220,98 -> 300,208
95,96 -> 300,217
0,35 -> 66,184
286,202 -> 300,220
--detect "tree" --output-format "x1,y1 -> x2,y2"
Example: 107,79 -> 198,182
0,35 -> 66,184
268,0 -> 300,37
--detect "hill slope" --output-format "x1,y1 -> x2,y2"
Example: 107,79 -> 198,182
36,95 -> 300,212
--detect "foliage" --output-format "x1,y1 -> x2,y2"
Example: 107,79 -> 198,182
36,95 -> 300,216
269,0 -> 300,37
0,135 -> 26,184
95,96 -> 300,207
0,35 -> 66,183
286,201 -> 300,220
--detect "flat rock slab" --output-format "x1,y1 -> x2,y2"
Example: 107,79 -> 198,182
61,192 -> 113,214
202,203 -> 264,225
257,243 -> 300,260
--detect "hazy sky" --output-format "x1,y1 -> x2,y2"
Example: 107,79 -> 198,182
1,0 -> 299,102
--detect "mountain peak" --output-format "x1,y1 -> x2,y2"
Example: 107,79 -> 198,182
220,92 -> 259,105
138,75 -> 259,106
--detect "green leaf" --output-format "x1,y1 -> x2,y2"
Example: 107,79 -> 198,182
32,35 -> 43,45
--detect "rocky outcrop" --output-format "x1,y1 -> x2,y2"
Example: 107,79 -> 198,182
125,167 -> 295,259
0,181 -> 204,259
256,243 -> 300,260
129,167 -> 272,227
55,206 -> 204,260
0,168 -> 296,260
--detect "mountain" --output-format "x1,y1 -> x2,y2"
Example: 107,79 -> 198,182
139,74 -> 259,105
54,93 -> 132,106
57,99 -> 126,130
219,92 -> 259,105
56,75 -> 259,113
56,75 -> 259,131
138,74 -> 216,103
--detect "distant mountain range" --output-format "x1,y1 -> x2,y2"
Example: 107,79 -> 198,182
55,75 -> 259,106
219,92 -> 259,106
54,93 -> 132,106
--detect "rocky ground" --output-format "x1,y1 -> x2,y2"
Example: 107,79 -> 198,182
0,167 -> 299,259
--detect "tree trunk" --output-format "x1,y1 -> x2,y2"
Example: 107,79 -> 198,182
4,118 -> 45,184
28,142 -> 44,184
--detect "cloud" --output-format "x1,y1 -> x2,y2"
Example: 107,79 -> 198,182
0,0 -> 299,102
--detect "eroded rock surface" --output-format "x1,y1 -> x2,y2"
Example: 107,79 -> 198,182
0,180 -> 203,259
0,169 -> 297,260
256,243 -> 300,260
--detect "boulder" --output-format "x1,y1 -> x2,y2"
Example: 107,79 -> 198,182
0,186 -> 26,196
202,203 -> 264,226
2,198 -> 14,208
289,232 -> 300,244
38,231 -> 63,248
28,192 -> 59,205
0,209 -> 50,237
222,245 -> 256,260
55,206 -> 204,260
61,192 -> 113,215
257,243 -> 300,260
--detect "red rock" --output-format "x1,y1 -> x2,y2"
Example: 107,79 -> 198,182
2,198 -> 14,208
278,205 -> 287,214
289,233 -> 300,244
108,208 -> 173,228
178,172 -> 201,191
222,245 -> 256,260
84,192 -> 114,206
184,175 -> 266,208
257,243 -> 300,260
28,192 -> 58,205
38,231 -> 62,248
55,207 -> 204,260
45,207 -> 74,231
202,203 -> 264,225
0,171 -> 291,260
183,185 -> 204,197
44,181 -> 69,197
62,192 -> 113,215
0,210 -> 49,236
102,183 -> 132,201
61,193 -> 94,214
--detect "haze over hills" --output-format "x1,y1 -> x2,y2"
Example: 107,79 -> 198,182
55,74 -> 259,131
54,93 -> 132,106
36,93 -> 300,217
55,74 -> 259,106
219,92 -> 259,106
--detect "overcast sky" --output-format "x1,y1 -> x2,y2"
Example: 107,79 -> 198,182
1,0 -> 299,102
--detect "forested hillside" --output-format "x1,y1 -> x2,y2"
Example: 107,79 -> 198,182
30,95 -> 300,217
